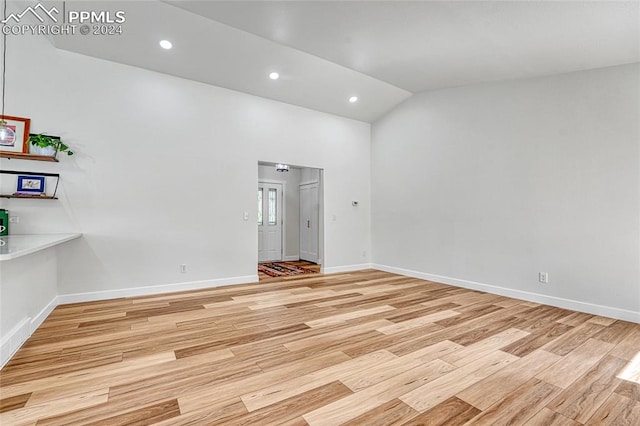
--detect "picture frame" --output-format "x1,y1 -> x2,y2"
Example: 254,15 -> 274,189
0,115 -> 31,153
16,175 -> 45,194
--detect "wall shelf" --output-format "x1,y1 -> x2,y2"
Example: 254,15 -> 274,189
0,170 -> 61,200
0,152 -> 58,162
0,194 -> 58,200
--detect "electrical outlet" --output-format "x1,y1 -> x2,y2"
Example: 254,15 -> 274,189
362,250 -> 367,257
9,216 -> 19,223
180,264 -> 187,273
538,272 -> 549,284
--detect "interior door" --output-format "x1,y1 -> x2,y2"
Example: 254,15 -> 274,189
299,182 -> 319,263
258,182 -> 283,262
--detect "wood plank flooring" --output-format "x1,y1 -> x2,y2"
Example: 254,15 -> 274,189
1,269 -> 639,425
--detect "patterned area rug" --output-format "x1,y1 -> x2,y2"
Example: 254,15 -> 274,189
258,262 -> 318,277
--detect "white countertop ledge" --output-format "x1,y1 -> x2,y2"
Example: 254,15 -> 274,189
0,233 -> 82,261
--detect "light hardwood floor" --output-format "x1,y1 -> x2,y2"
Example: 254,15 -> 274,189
1,270 -> 639,425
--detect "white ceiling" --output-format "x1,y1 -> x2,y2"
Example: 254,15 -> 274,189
49,1 -> 639,122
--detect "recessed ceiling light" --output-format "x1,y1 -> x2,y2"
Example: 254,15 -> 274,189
159,40 -> 172,50
349,96 -> 358,103
269,72 -> 280,80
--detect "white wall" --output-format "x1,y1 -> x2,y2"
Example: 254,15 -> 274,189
0,248 -> 58,366
258,164 -> 302,259
0,34 -> 371,304
300,168 -> 321,184
372,64 -> 640,320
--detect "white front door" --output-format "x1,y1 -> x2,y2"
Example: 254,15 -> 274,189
299,182 -> 319,263
258,182 -> 283,262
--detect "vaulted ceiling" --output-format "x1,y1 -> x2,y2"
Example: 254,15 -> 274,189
49,1 -> 639,122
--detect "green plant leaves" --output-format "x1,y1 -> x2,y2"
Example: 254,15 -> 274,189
28,133 -> 74,156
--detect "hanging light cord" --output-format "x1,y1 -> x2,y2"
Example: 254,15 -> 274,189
1,0 -> 6,121
0,0 -> 7,121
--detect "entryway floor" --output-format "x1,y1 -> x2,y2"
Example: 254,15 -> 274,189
258,260 -> 321,282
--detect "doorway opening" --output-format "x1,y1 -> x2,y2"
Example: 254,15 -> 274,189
257,162 -> 323,280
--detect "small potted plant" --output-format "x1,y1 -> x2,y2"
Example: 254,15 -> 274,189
28,133 -> 74,158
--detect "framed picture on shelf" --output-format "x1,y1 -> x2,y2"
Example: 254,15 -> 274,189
16,175 -> 45,195
0,115 -> 31,153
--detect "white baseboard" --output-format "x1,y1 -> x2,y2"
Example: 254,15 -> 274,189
0,295 -> 58,369
31,296 -> 59,334
373,264 -> 640,323
322,263 -> 373,274
57,275 -> 259,305
283,256 -> 300,261
1,317 -> 31,369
